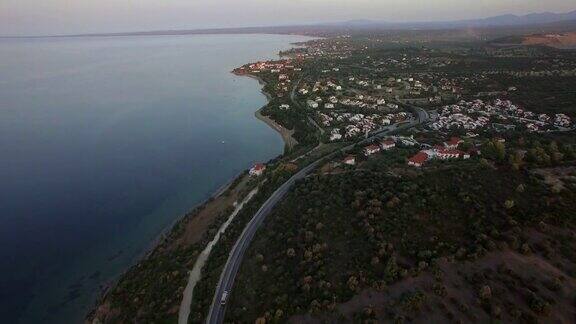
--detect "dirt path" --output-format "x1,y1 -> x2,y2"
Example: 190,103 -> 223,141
178,187 -> 259,324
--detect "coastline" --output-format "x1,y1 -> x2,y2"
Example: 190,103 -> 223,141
235,72 -> 299,151
88,58 -> 296,324
86,171 -> 248,322
84,170 -> 251,324
88,41 -> 304,323
255,108 -> 298,150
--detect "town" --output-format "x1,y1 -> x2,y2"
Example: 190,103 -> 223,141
237,38 -> 574,174
221,34 -> 576,324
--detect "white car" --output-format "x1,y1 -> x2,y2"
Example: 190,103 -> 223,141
220,291 -> 229,305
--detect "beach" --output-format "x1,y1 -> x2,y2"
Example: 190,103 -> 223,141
236,72 -> 299,151
255,108 -> 298,150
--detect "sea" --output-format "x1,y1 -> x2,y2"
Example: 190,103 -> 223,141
0,34 -> 311,323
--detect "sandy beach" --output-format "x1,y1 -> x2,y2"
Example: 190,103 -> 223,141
254,108 -> 298,150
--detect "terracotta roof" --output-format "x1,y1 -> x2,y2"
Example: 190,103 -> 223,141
366,144 -> 380,151
409,152 -> 429,164
252,163 -> 265,171
446,137 -> 463,146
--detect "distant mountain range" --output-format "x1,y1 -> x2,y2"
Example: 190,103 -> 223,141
327,10 -> 576,29
11,9 -> 576,38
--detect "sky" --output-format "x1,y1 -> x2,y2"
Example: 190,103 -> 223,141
1,0 -> 575,36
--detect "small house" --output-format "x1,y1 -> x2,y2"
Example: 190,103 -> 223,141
249,163 -> 266,177
408,152 -> 429,167
364,144 -> 381,156
344,156 -> 356,166
380,139 -> 396,150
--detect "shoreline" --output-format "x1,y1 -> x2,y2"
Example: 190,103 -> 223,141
255,108 -> 298,150
237,72 -> 299,151
88,60 -> 295,323
88,45 -> 303,323
86,171 -> 247,322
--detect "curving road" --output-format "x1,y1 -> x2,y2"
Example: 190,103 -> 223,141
205,106 -> 428,324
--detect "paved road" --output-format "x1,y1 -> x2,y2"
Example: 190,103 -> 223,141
205,106 -> 428,324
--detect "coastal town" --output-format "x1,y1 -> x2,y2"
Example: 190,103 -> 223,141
217,35 -> 576,324
90,29 -> 576,324
236,38 -> 574,174
4,0 -> 576,322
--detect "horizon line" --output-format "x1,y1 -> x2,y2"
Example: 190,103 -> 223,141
1,8 -> 575,39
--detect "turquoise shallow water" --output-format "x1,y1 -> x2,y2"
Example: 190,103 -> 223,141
0,34 -> 310,323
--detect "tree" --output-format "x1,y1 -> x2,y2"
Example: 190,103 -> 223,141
274,309 -> 284,320
483,140 -> 506,162
479,285 -> 492,300
384,256 -> 399,283
528,147 -> 550,165
347,276 -> 359,291
256,254 -> 264,263
508,150 -> 524,170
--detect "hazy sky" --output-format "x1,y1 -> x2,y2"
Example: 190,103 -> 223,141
1,0 -> 575,36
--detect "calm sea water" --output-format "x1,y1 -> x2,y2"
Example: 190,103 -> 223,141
0,34 -> 310,323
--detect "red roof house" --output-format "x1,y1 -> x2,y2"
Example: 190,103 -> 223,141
408,151 -> 429,167
249,163 -> 266,176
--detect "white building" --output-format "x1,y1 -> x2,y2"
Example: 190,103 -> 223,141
380,139 -> 396,150
330,133 -> 342,141
344,156 -> 356,165
307,100 -> 319,109
364,144 -> 381,156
